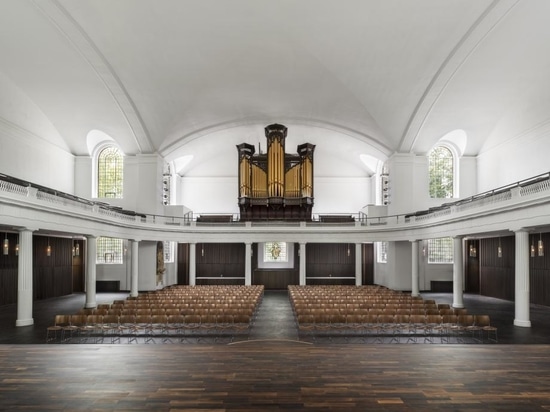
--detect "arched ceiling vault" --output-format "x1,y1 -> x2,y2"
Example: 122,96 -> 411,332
1,0 -> 549,174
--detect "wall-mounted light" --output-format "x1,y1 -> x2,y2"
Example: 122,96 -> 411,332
347,243 -> 350,257
3,233 -> 8,256
538,233 -> 544,257
530,238 -> 535,258
469,244 -> 477,258
201,244 -> 204,257
46,237 -> 51,257
15,241 -> 19,256
497,237 -> 502,258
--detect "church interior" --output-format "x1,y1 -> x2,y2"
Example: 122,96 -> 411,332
2,0 -> 550,410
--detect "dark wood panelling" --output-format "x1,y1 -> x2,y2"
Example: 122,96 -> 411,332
529,232 -> 550,306
177,243 -> 189,285
465,239 -> 480,293
196,278 -> 245,286
33,236 -> 73,300
0,233 -> 18,306
196,243 -> 245,278
477,234 -> 550,306
362,243 -> 374,285
253,269 -> 298,289
306,243 -> 355,278
72,239 -> 84,293
479,237 -> 514,301
307,278 -> 355,286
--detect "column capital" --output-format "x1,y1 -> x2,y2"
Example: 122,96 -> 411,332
512,228 -> 530,233
130,238 -> 142,243
19,227 -> 37,233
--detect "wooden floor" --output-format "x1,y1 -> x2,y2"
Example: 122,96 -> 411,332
2,291 -> 550,410
1,343 -> 550,411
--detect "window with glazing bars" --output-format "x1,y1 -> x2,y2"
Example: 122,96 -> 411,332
96,237 -> 123,264
377,241 -> 387,263
98,146 -> 123,198
428,237 -> 454,264
428,146 -> 454,198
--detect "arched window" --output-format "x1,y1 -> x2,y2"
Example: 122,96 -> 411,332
428,146 -> 454,198
97,146 -> 123,198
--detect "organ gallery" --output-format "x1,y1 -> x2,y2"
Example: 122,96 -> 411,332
237,124 -> 315,221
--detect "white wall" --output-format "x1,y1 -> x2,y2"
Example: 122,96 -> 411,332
477,125 -> 550,192
417,240 -> 453,290
181,176 -> 239,215
180,176 -> 371,215
0,71 -> 75,192
138,241 -> 157,291
313,177 -> 370,215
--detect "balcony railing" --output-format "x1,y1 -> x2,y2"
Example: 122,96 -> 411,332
0,171 -> 549,230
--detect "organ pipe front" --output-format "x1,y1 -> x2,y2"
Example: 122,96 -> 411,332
237,124 -> 315,221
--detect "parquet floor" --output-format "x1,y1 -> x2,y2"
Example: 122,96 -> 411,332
1,343 -> 550,411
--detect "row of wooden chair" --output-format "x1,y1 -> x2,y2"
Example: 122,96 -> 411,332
293,307 -> 468,316
47,313 -> 252,344
77,307 -> 256,317
296,313 -> 497,343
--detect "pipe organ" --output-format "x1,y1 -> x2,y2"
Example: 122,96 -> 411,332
237,124 -> 315,221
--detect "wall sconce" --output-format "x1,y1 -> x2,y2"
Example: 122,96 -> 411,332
469,244 -> 477,257
201,244 -> 204,257
530,238 -> 535,258
347,243 -> 350,257
538,233 -> 544,257
46,237 -> 51,257
497,237 -> 502,258
422,245 -> 426,257
72,240 -> 80,257
3,233 -> 8,256
15,241 -> 19,256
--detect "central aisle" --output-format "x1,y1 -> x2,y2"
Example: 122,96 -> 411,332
248,290 -> 299,341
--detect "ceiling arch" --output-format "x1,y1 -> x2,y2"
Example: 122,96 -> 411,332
1,0 -> 549,179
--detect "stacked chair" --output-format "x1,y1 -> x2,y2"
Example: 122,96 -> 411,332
290,285 -> 497,344
46,285 -> 263,344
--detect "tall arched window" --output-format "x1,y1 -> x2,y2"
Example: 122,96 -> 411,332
97,146 -> 123,198
428,146 -> 454,198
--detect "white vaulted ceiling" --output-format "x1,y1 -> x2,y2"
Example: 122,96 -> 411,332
1,0 -> 549,177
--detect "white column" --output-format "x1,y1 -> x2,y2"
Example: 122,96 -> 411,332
355,243 -> 362,286
130,240 -> 139,297
189,243 -> 196,286
299,242 -> 306,285
16,229 -> 34,327
514,229 -> 531,327
452,236 -> 464,308
245,242 -> 252,285
85,235 -> 97,308
411,240 -> 419,297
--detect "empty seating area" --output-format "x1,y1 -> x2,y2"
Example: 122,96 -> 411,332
289,285 -> 498,343
46,285 -> 263,344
